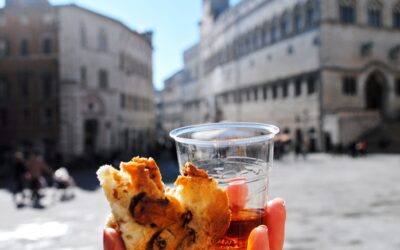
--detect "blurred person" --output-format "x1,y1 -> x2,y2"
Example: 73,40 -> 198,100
103,198 -> 286,250
12,151 -> 29,205
26,150 -> 53,202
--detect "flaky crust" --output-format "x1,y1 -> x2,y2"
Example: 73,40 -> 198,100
97,157 -> 230,250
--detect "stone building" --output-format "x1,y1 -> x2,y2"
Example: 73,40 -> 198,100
161,43 -> 204,134
0,0 -> 155,162
164,0 -> 400,151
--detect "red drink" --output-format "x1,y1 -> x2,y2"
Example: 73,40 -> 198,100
213,208 -> 265,249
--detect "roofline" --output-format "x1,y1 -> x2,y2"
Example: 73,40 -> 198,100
55,3 -> 153,49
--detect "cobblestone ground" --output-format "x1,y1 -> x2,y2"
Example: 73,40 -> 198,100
0,154 -> 399,250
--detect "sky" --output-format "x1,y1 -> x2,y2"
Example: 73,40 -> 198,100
0,0 -> 240,90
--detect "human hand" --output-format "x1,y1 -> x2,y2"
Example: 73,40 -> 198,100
103,198 -> 286,250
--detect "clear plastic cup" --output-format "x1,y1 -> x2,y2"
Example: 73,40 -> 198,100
170,122 -> 279,249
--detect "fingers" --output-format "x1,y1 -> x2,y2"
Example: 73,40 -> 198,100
226,178 -> 249,212
104,228 -> 126,250
247,225 -> 270,250
265,198 -> 286,250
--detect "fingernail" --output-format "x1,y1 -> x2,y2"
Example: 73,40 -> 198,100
259,225 -> 267,229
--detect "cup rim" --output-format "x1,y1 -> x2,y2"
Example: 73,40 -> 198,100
169,122 -> 279,146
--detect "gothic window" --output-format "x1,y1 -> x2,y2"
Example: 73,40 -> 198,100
339,0 -> 356,24
393,2 -> 400,28
270,23 -> 277,43
262,22 -> 269,46
367,0 -> 382,27
98,28 -> 108,52
305,0 -> 318,28
19,38 -> 29,56
293,4 -> 303,32
280,12 -> 289,38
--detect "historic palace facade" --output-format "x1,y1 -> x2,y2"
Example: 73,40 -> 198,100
163,0 -> 400,151
0,0 -> 155,161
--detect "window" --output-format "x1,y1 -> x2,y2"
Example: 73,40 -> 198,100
295,79 -> 302,96
282,82 -> 288,98
270,24 -> 277,43
0,108 -> 7,127
22,108 -> 30,124
19,74 -> 29,97
280,14 -> 288,38
272,85 -> 278,99
0,37 -> 9,57
254,88 -> 258,101
120,93 -> 126,109
80,24 -> 87,48
43,108 -> 53,126
393,3 -> 400,28
339,0 -> 356,24
0,77 -> 8,100
293,5 -> 303,32
42,37 -> 52,54
98,28 -> 108,52
20,38 -> 29,56
367,0 -> 382,27
307,77 -> 316,94
263,23 -> 269,46
98,70 -> 108,89
80,66 -> 87,86
263,86 -> 268,100
342,76 -> 357,95
246,89 -> 251,101
306,0 -> 317,27
395,78 -> 400,96
41,74 -> 52,99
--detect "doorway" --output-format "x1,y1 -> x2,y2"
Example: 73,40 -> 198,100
365,71 -> 386,112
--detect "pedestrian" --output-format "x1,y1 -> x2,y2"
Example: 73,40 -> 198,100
26,150 -> 53,203
12,151 -> 29,206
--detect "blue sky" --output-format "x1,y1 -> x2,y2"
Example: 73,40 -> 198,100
0,0 -> 240,90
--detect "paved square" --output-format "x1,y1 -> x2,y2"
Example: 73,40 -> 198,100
0,154 -> 399,249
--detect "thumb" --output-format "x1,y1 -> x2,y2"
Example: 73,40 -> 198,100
104,228 -> 125,250
247,225 -> 270,250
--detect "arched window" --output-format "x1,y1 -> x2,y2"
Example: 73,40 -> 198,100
393,2 -> 400,28
293,4 -> 303,33
367,0 -> 382,27
270,18 -> 278,43
280,11 -> 289,38
262,22 -> 269,46
305,0 -> 318,28
339,0 -> 356,24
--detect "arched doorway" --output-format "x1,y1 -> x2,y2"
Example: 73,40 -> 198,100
365,71 -> 386,112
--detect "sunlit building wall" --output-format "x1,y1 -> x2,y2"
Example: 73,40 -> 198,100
196,0 -> 400,150
0,0 -> 155,161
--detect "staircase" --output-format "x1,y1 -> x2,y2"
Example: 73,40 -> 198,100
358,120 -> 400,153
